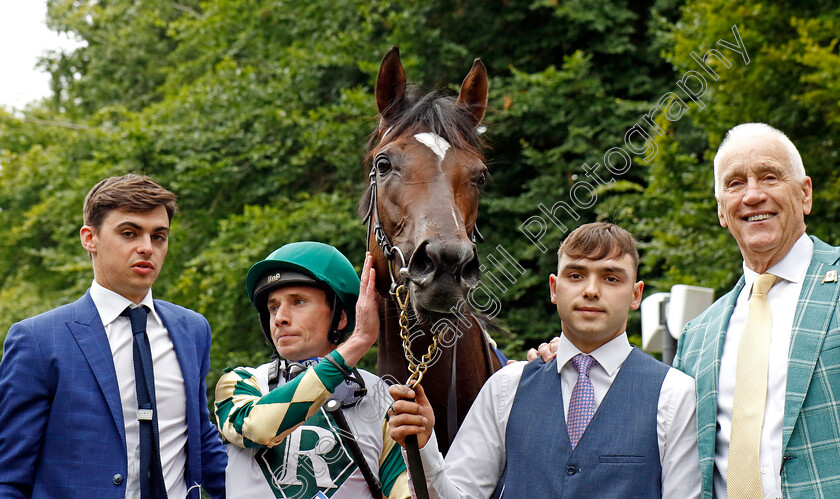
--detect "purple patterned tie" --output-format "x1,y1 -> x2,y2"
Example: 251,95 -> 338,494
568,354 -> 597,449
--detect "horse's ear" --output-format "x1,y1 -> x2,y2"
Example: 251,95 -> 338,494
376,46 -> 406,120
457,58 -> 488,126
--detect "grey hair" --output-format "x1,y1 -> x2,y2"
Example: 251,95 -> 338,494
713,123 -> 805,198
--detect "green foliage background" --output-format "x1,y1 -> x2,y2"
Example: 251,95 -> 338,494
2,0 -> 839,401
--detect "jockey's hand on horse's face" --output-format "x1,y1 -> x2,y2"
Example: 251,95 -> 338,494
387,384 -> 435,449
526,336 -> 561,362
336,252 -> 379,367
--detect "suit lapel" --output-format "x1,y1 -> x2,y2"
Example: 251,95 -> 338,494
783,238 -> 840,454
696,278 -> 743,489
66,292 -> 126,443
156,301 -> 200,466
156,302 -> 197,410
156,301 -> 204,488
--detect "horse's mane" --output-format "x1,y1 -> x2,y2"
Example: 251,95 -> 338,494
358,87 -> 486,218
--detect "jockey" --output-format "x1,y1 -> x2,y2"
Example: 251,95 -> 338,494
215,241 -> 409,498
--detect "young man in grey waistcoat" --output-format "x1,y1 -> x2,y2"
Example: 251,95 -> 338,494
387,222 -> 701,498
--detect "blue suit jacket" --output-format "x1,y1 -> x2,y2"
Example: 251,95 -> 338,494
674,236 -> 840,498
0,291 -> 227,498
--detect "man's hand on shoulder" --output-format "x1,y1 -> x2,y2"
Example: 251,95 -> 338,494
526,336 -> 560,362
502,336 -> 561,365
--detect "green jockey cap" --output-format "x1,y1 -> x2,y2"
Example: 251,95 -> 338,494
246,241 -> 361,349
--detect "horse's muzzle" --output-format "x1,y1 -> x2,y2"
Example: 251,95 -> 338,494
407,239 -> 480,312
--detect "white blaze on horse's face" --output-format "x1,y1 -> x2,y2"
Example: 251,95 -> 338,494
414,133 -> 459,229
414,132 -> 451,170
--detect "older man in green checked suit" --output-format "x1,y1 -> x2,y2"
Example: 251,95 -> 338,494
674,123 -> 840,498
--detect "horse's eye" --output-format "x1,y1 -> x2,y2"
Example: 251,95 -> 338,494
375,155 -> 392,175
476,170 -> 487,186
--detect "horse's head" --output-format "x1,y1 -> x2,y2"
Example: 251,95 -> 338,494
361,46 -> 489,321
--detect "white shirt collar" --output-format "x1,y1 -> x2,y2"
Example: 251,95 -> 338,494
89,279 -> 160,328
555,332 -> 632,377
742,232 -> 813,289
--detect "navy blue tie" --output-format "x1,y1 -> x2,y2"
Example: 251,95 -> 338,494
122,306 -> 168,499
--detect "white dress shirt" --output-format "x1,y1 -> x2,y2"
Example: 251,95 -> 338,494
90,281 -> 189,499
414,333 -> 701,498
715,233 -> 813,499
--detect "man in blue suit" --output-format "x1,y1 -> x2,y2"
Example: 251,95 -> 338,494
674,123 -> 840,498
0,174 -> 226,498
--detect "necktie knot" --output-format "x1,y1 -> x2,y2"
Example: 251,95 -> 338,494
571,354 -> 595,377
121,306 -> 150,336
752,273 -> 777,297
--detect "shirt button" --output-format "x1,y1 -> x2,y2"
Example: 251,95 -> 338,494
112,474 -> 124,486
761,467 -> 768,474
567,466 -> 577,475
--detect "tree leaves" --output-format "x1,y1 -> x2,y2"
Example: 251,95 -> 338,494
3,0 -> 838,378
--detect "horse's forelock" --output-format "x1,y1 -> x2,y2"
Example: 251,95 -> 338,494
365,88 -> 485,159
360,88 -> 485,222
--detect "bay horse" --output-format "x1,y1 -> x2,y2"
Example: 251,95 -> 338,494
360,46 -> 502,454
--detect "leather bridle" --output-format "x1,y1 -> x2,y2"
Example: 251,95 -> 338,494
360,163 -> 409,294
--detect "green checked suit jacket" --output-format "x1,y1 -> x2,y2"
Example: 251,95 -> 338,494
674,236 -> 840,499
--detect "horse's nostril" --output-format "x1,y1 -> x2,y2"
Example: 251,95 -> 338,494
462,252 -> 480,287
410,240 -> 478,286
408,241 -> 434,284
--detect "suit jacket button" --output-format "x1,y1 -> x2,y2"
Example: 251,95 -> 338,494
113,474 -> 124,486
567,465 -> 577,475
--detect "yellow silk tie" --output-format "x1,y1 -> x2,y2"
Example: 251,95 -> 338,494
727,273 -> 778,499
